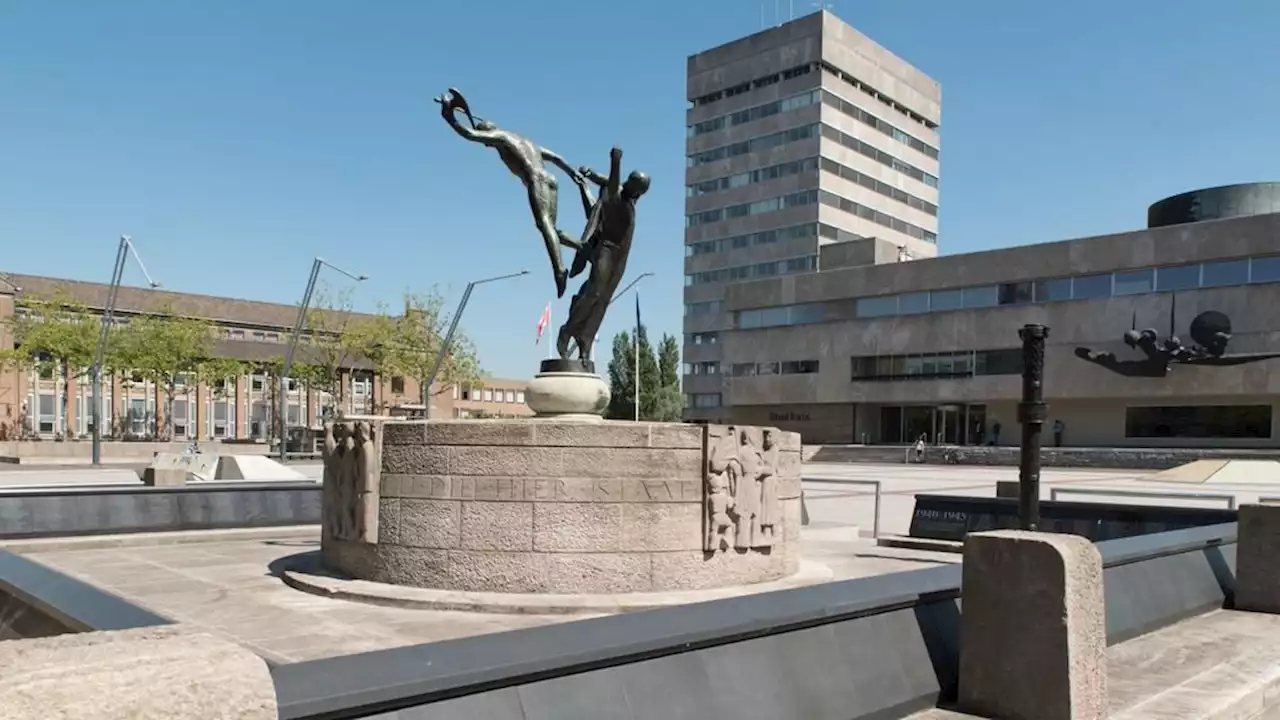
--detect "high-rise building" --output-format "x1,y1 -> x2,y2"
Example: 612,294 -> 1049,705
682,10 -> 942,422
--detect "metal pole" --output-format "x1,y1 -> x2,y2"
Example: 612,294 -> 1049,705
1017,323 -> 1049,530
634,299 -> 640,422
91,238 -> 129,466
279,259 -> 323,463
422,270 -> 528,419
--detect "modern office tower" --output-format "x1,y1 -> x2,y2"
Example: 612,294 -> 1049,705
682,10 -> 942,422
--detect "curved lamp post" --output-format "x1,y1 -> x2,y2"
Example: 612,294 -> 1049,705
278,257 -> 367,463
422,270 -> 529,419
92,235 -> 162,466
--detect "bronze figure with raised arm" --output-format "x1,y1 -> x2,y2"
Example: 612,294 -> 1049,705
434,88 -> 585,299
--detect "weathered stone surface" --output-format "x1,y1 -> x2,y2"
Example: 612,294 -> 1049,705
461,501 -> 534,551
324,419 -> 798,594
1236,504 -> 1280,614
959,530 -> 1107,720
533,503 -> 625,552
0,625 -> 277,720
398,499 -> 461,549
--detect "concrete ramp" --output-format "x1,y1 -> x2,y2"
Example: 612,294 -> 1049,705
215,455 -> 306,481
144,452 -> 220,486
1147,459 -> 1229,484
1145,458 -> 1280,486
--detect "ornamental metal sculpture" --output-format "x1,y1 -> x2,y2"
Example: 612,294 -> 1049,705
434,88 -> 649,365
1074,298 -> 1280,378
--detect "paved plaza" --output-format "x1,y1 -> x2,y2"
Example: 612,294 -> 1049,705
7,460 -> 1276,664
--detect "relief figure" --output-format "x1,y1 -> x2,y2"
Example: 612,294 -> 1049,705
732,429 -> 763,548
755,429 -> 781,545
705,472 -> 734,552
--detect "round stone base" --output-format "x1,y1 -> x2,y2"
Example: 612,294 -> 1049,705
282,558 -> 832,615
526,361 -> 610,419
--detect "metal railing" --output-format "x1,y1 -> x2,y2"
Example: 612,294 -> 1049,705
1050,487 -> 1237,510
801,477 -> 882,538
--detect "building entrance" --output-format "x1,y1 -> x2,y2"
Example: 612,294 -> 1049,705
879,404 -> 988,445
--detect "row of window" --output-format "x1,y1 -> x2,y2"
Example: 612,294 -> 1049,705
685,300 -> 726,317
820,124 -> 939,188
458,386 -> 526,404
688,84 -> 939,161
687,188 -> 818,227
855,254 -> 1280,319
1125,405 -> 1271,439
688,123 -> 818,167
819,89 -> 938,160
850,349 -> 1023,381
688,157 -> 819,198
687,153 -> 938,219
732,253 -> 1280,329
687,89 -> 820,138
688,185 -> 937,244
819,188 -> 938,243
686,332 -> 720,346
730,359 -> 820,377
687,392 -> 723,409
685,255 -> 818,286
689,63 -> 815,107
685,361 -> 720,376
820,61 -> 937,131
686,222 -> 862,258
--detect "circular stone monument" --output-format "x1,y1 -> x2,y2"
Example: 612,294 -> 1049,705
318,418 -> 803,595
524,359 -> 610,421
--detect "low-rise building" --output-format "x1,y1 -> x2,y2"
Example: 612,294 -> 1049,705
692,183 -> 1280,449
0,273 -> 529,441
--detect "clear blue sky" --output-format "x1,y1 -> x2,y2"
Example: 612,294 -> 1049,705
3,1 -> 1278,379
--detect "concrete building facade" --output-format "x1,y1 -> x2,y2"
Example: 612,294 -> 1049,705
683,10 -> 941,421
708,189 -> 1280,449
0,273 -> 530,442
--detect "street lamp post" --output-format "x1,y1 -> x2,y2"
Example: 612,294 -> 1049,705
92,236 -> 161,466
422,270 -> 529,419
278,257 -> 367,463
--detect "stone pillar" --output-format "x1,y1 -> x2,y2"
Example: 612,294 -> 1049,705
0,625 -> 278,719
1235,504 -> 1280,614
958,530 -> 1107,720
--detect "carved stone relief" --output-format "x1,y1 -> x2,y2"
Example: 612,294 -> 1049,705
704,425 -> 780,552
322,420 -> 381,543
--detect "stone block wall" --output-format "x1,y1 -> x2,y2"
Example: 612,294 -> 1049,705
323,420 -> 803,594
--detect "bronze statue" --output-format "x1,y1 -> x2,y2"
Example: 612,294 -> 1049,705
435,88 -> 586,299
1076,303 -> 1280,378
556,147 -> 650,362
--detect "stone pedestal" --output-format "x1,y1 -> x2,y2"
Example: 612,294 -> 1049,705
1235,504 -> 1280,614
322,419 -> 803,594
525,359 -> 610,420
958,530 -> 1107,720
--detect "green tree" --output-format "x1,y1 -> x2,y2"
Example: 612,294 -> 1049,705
606,328 -> 684,422
0,290 -> 99,438
302,283 -> 391,413
118,311 -> 213,439
387,289 -> 482,412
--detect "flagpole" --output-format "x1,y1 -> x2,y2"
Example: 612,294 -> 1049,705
634,291 -> 640,422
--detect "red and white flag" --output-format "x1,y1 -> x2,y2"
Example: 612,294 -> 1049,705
535,303 -> 551,344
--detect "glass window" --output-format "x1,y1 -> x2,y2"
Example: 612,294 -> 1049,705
1114,269 -> 1154,296
975,349 -> 1022,376
856,296 -> 899,318
1125,405 -> 1272,439
1155,264 -> 1200,292
1201,259 -> 1250,288
903,355 -> 923,375
1072,273 -> 1112,299
962,286 -> 998,309
757,362 -> 780,375
998,282 -> 1034,306
930,289 -> 963,311
782,360 -> 819,374
516,391 -> 525,404
1034,277 -> 1073,302
898,292 -> 930,314
1251,256 -> 1280,284
505,390 -> 515,403
484,389 -> 494,402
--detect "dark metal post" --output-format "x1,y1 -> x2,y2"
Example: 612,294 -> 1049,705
1017,324 -> 1049,530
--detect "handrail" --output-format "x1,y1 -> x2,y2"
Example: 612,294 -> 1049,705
1050,487 -> 1237,510
802,477 -> 882,538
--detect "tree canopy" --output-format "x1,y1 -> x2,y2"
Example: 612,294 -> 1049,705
605,326 -> 683,422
